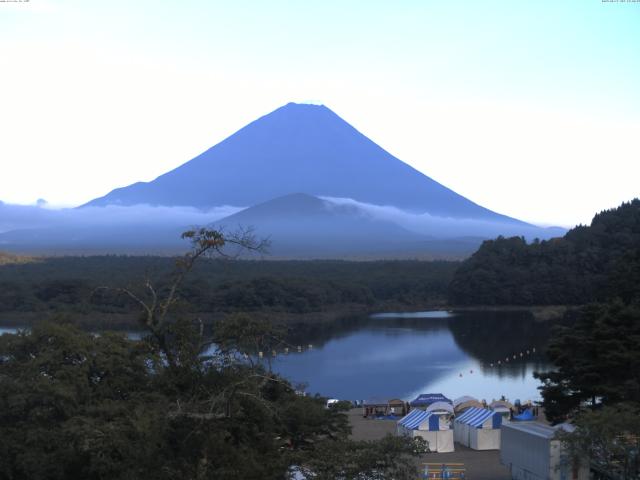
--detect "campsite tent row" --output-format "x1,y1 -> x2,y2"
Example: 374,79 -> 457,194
362,398 -> 407,417
454,407 -> 502,450
407,393 -> 517,413
412,393 -> 498,415
396,409 -> 454,453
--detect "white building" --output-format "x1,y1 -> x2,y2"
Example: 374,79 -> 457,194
500,422 -> 589,480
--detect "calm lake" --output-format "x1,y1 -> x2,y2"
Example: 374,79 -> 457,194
0,310 -> 552,404
268,310 -> 551,403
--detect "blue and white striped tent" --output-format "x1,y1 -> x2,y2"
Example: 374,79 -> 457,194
454,407 -> 502,450
397,409 -> 439,431
456,407 -> 502,428
396,409 -> 454,452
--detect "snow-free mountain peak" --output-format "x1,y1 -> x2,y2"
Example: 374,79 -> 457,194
84,103 -> 523,224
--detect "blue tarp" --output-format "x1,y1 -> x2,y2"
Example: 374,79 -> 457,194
455,407 -> 502,429
410,393 -> 452,408
375,414 -> 399,420
513,409 -> 535,421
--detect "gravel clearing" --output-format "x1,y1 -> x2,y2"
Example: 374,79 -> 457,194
348,409 -> 511,480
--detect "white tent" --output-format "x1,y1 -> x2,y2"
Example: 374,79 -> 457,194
396,409 -> 454,453
454,407 -> 502,450
426,401 -> 454,415
453,395 -> 477,408
453,395 -> 483,414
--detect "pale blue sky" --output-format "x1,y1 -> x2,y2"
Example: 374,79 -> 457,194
1,0 -> 638,226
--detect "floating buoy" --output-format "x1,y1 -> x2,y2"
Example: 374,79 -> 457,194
520,352 -> 523,357
490,363 -> 494,367
506,358 -> 509,362
532,347 -> 536,352
284,347 -> 289,354
459,373 -> 463,377
308,344 -> 313,349
470,369 -> 473,374
497,360 -> 501,365
526,350 -> 530,354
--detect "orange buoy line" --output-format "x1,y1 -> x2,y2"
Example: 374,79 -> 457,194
452,346 -> 541,382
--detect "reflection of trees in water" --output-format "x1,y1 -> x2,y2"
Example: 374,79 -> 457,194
285,311 -> 552,356
285,310 -> 552,378
284,315 -> 450,349
447,310 -> 552,378
476,360 -> 550,381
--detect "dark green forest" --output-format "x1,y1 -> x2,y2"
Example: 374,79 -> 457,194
0,229 -> 426,480
446,199 -> 640,476
0,256 -> 457,327
2,201 -> 640,478
443,200 -> 640,477
449,199 -> 640,305
0,319 -> 423,480
487,201 -> 640,477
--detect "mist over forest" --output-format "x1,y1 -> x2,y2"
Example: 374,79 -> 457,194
0,103 -> 569,257
0,196 -> 564,257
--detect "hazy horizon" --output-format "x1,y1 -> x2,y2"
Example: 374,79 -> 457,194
2,1 -> 639,227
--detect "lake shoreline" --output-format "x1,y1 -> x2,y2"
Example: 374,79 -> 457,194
1,309 -> 552,401
367,303 -> 574,322
0,303 -> 573,331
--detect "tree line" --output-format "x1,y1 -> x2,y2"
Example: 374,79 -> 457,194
448,199 -> 640,306
448,199 -> 640,477
0,256 -> 457,323
0,229 -> 425,479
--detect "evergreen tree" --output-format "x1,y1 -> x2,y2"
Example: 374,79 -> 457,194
535,302 -> 640,424
0,229 -> 422,479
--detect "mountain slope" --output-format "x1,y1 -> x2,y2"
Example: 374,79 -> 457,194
0,194 -> 483,258
214,193 -> 435,258
84,103 -> 523,223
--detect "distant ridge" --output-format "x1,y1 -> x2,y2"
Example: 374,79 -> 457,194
84,102 -> 524,224
213,193 -> 433,258
0,194 -> 485,258
220,193 -> 340,220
